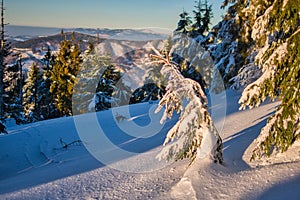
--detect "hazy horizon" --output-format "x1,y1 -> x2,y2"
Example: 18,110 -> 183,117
6,0 -> 225,30
6,24 -> 174,38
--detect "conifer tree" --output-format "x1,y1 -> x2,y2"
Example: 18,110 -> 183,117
50,35 -> 82,116
152,53 -> 222,164
175,10 -> 192,34
39,47 -> 58,119
238,0 -> 300,159
202,0 -> 213,34
73,53 -> 131,114
130,39 -> 172,105
3,56 -> 25,124
161,36 -> 173,57
95,64 -> 122,110
73,53 -> 112,114
203,0 -> 250,86
0,0 -> 11,122
0,0 -> 5,120
192,0 -> 203,34
191,0 -> 213,37
23,62 -> 42,122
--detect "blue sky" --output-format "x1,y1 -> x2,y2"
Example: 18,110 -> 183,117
6,0 -> 225,30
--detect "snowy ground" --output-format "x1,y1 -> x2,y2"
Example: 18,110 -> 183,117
0,90 -> 299,199
167,90 -> 300,200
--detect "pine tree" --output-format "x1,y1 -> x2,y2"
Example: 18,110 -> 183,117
238,0 -> 300,159
23,62 -> 42,122
73,53 -> 119,114
161,36 -> 173,57
170,33 -> 214,92
3,56 -> 25,124
175,10 -> 192,34
151,53 -> 222,165
50,35 -> 82,116
0,0 -> 5,120
0,0 -> 11,122
39,47 -> 58,119
202,0 -> 251,87
95,64 -> 122,110
130,39 -> 173,105
202,0 -> 213,34
192,0 -> 203,34
191,0 -> 213,37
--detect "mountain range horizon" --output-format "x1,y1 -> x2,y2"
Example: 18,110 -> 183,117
6,24 -> 172,38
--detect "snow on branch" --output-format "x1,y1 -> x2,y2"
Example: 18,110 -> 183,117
239,42 -> 288,110
150,52 -> 223,165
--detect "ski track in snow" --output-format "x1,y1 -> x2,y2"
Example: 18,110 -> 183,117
1,90 -> 300,199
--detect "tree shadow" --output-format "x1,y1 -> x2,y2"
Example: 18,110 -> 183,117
222,119 -> 268,171
0,103 -> 176,195
257,174 -> 300,200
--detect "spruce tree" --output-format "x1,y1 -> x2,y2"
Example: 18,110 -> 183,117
152,53 -> 223,164
202,0 -> 251,86
3,56 -> 25,124
50,35 -> 82,116
73,52 -> 131,114
130,39 -> 172,105
192,0 -> 203,34
39,47 -> 58,119
238,0 -> 300,159
73,53 -> 112,114
202,0 -> 213,34
0,0 -> 11,122
95,64 -> 122,110
175,10 -> 192,34
23,62 -> 42,122
0,0 -> 5,120
191,0 -> 213,37
161,36 -> 173,57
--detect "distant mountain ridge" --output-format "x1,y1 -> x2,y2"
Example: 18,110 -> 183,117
7,25 -> 170,42
11,32 -> 100,51
7,26 -> 167,85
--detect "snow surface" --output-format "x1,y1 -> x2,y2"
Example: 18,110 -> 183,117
0,90 -> 299,199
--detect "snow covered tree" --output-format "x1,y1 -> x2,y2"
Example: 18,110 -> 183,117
73,53 -> 130,113
130,83 -> 165,104
0,0 -> 13,123
23,62 -> 42,122
131,62 -> 166,104
130,39 -> 173,105
3,56 -> 25,124
95,64 -> 122,110
0,0 -> 6,120
39,47 -> 58,120
175,10 -> 193,34
239,0 -> 300,160
202,0 -> 251,86
50,35 -> 82,116
170,34 -> 214,92
73,53 -> 111,114
152,53 -> 222,164
161,36 -> 173,57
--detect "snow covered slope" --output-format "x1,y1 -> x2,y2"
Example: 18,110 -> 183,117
0,90 -> 299,199
168,90 -> 300,200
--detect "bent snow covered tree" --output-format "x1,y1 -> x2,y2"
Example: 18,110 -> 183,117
151,53 -> 223,165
